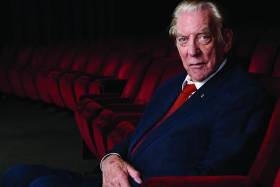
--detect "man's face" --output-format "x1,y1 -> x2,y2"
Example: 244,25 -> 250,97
175,9 -> 231,81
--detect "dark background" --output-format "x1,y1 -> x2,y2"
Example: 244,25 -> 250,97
0,0 -> 279,179
0,0 -> 278,45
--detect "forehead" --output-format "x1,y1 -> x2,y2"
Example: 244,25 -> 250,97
176,9 -> 214,35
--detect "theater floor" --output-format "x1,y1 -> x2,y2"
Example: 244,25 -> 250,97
0,94 -> 97,177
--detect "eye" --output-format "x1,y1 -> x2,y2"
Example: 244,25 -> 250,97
197,33 -> 212,45
176,36 -> 188,45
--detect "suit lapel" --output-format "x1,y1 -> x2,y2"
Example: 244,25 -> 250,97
128,75 -> 184,152
129,87 -> 206,160
128,61 -> 235,160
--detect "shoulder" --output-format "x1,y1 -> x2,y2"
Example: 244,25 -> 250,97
215,62 -> 268,105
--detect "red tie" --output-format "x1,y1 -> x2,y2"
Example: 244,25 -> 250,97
161,83 -> 197,122
130,84 -> 197,155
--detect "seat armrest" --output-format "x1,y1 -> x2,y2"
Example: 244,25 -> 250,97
78,97 -> 134,112
112,112 -> 143,125
141,175 -> 248,187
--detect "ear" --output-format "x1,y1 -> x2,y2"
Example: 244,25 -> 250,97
222,28 -> 233,53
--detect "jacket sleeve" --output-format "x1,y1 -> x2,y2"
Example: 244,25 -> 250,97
108,135 -> 131,160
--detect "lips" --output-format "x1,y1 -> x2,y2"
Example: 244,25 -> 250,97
189,62 -> 206,69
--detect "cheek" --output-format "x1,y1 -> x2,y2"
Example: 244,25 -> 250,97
201,47 -> 219,68
176,47 -> 187,61
176,46 -> 184,56
201,45 -> 215,59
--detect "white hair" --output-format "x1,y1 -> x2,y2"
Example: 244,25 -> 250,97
169,0 -> 224,42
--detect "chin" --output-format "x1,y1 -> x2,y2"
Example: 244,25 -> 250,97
189,68 -> 213,82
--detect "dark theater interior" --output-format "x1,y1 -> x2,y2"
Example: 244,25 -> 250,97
0,0 -> 279,186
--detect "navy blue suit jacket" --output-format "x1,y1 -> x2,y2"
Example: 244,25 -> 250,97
112,61 -> 271,184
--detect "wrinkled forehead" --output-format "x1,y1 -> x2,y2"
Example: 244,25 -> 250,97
176,9 -> 216,35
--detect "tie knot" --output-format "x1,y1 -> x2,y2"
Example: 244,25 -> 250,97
182,84 -> 197,96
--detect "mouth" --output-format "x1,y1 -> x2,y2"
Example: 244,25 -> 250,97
189,62 -> 206,69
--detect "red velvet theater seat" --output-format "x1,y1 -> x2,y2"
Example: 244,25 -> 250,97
21,47 -> 49,100
35,45 -> 67,103
141,96 -> 280,187
103,57 -> 184,152
60,47 -> 139,110
57,47 -> 92,110
72,40 -> 155,106
248,28 -> 279,75
45,46 -> 79,107
74,57 -> 153,157
233,24 -> 264,66
90,59 -> 167,159
274,169 -> 280,187
142,176 -> 248,187
91,59 -> 184,159
72,48 -> 124,108
85,51 -> 148,97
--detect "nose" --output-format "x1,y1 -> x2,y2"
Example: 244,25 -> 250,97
187,38 -> 201,56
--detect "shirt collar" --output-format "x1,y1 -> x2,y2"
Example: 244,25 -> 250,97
182,59 -> 227,90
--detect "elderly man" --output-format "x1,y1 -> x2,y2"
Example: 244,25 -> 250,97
2,0 -> 271,187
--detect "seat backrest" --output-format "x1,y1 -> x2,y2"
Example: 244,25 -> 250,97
56,46 -> 78,70
83,46 -> 106,75
233,24 -> 264,63
68,46 -> 90,72
99,51 -> 123,77
120,57 -> 152,99
133,59 -> 167,105
248,97 -> 280,187
114,54 -> 138,80
248,28 -> 279,75
274,169 -> 280,187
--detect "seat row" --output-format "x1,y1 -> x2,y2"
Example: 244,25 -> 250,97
0,26 -> 279,186
0,26 -> 279,109
0,27 -> 280,158
0,38 -> 176,109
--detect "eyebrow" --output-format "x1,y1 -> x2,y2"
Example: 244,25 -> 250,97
176,27 -> 212,37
